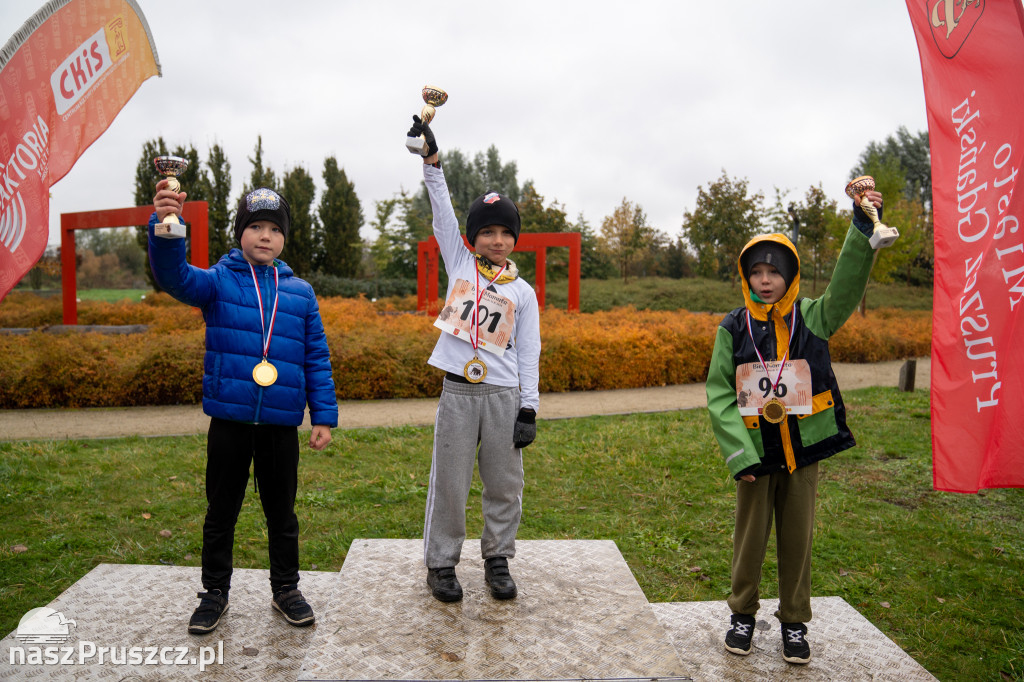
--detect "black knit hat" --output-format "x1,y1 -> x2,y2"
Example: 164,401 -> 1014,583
234,187 -> 290,243
466,191 -> 521,245
741,241 -> 797,288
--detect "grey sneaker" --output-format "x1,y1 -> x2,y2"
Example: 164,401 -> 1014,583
188,589 -> 228,634
724,613 -> 755,655
781,622 -> 811,664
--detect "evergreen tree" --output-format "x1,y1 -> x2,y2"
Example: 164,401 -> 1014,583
201,143 -> 233,258
280,165 -> 318,275
241,135 -> 278,197
316,156 -> 363,277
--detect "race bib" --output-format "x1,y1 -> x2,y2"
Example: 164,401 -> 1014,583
434,278 -> 516,357
736,359 -> 812,417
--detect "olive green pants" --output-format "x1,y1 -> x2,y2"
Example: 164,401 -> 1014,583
727,461 -> 819,624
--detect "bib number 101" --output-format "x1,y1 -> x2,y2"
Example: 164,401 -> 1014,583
459,300 -> 503,333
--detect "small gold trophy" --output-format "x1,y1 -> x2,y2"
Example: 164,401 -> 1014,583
845,175 -> 900,249
406,86 -> 448,155
153,156 -> 190,239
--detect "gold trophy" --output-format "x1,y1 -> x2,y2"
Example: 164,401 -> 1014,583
406,86 -> 447,155
153,156 -> 190,239
845,175 -> 900,249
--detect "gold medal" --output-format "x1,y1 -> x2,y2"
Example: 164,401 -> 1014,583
253,359 -> 278,387
464,356 -> 487,383
762,397 -> 787,424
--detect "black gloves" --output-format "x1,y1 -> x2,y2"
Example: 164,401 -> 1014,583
408,115 -> 438,157
513,408 -> 536,449
853,199 -> 884,237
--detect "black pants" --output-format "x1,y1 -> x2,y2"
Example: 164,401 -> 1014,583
201,417 -> 301,594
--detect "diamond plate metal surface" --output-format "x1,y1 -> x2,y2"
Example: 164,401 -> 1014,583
2,555 -> 937,681
299,539 -> 689,681
650,597 -> 937,681
1,563 -> 340,681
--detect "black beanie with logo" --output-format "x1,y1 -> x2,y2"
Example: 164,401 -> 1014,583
466,191 -> 521,245
234,187 -> 290,243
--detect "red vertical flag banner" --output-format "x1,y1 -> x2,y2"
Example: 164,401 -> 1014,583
0,0 -> 160,301
907,0 -> 1024,492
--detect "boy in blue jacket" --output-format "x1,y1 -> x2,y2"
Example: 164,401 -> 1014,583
149,181 -> 338,634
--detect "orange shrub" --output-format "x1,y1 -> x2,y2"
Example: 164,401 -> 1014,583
0,298 -> 932,409
830,308 -> 932,362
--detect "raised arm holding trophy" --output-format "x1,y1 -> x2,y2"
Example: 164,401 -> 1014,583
153,155 -> 189,239
845,175 -> 899,249
406,86 -> 447,155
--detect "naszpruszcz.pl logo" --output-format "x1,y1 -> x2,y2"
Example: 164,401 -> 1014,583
9,608 -> 223,672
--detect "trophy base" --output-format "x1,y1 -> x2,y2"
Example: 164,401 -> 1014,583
870,226 -> 900,249
406,135 -> 428,155
154,222 -> 186,239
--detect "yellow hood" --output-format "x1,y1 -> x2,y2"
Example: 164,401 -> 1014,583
738,232 -> 801,322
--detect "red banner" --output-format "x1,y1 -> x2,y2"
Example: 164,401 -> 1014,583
907,0 -> 1024,492
0,0 -> 160,301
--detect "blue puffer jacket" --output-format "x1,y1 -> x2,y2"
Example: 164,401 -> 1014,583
148,216 -> 338,427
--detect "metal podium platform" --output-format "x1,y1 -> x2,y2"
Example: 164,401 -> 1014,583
299,539 -> 686,681
1,539 -> 936,681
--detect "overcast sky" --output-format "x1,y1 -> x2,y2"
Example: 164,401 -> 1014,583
2,0 -> 929,248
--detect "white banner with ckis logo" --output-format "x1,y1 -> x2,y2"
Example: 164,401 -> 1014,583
6,607 -> 223,673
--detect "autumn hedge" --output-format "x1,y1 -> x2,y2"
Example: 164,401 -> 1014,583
0,294 -> 931,409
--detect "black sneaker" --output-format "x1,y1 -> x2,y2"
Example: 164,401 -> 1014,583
188,589 -> 228,635
484,557 -> 518,600
724,613 -> 756,655
272,586 -> 315,627
426,567 -> 463,602
781,622 -> 811,664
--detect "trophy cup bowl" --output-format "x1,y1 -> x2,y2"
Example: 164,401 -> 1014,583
406,85 -> 447,155
845,175 -> 899,249
153,155 -> 189,239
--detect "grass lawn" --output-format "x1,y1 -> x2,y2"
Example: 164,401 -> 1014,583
11,288 -> 150,303
0,387 -> 1020,680
542,276 -> 933,313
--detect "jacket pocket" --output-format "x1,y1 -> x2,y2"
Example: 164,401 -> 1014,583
207,354 -> 222,399
796,389 -> 839,445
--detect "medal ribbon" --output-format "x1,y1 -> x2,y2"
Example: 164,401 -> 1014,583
249,263 -> 280,361
745,306 -> 797,401
472,261 -> 507,352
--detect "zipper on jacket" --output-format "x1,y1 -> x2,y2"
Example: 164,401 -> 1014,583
252,264 -> 274,425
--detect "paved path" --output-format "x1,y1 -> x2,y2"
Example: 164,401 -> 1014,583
0,358 -> 929,441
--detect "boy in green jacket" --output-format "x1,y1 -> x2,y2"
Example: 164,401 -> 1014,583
705,187 -> 884,664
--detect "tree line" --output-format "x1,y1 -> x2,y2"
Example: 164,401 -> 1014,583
21,126 -> 933,294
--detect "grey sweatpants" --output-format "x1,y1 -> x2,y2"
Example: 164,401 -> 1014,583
423,378 -> 524,568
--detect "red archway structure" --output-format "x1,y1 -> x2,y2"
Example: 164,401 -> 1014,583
417,232 -> 581,314
60,202 -> 209,324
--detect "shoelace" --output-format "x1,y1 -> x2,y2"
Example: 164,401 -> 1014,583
785,628 -> 806,644
732,622 -> 752,637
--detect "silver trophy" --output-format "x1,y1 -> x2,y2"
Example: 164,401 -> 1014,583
845,175 -> 900,249
153,156 -> 189,239
406,86 -> 447,155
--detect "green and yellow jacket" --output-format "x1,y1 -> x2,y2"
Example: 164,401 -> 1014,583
706,222 -> 875,479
